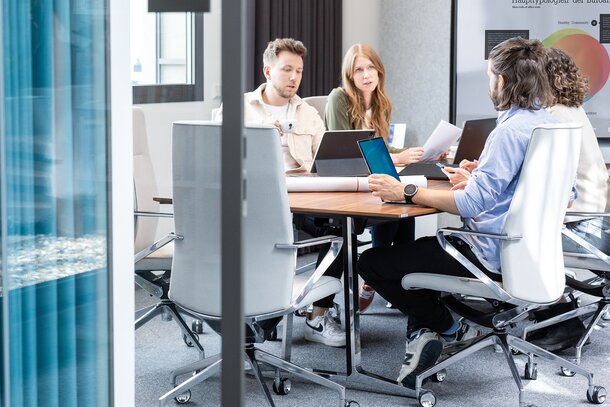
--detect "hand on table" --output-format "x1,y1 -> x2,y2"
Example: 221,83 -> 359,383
368,174 -> 405,202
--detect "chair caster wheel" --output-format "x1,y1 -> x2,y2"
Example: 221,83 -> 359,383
272,378 -> 291,395
418,390 -> 436,407
560,366 -> 576,377
587,386 -> 607,404
524,362 -> 537,380
183,333 -> 199,347
191,319 -> 204,334
430,369 -> 447,383
174,389 -> 191,404
345,401 -> 360,407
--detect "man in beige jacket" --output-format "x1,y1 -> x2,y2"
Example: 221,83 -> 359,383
216,38 -> 346,347
217,38 -> 325,174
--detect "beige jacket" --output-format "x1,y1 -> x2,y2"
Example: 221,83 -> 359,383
217,83 -> 325,173
548,105 -> 609,215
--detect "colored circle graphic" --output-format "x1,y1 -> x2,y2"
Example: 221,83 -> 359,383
543,29 -> 610,101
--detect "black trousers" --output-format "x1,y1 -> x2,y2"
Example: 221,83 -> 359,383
357,236 -> 501,333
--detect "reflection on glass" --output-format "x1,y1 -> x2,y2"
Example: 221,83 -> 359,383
1,0 -> 110,405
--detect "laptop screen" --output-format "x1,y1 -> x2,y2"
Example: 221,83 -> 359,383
357,137 -> 400,180
453,118 -> 496,163
311,130 -> 374,176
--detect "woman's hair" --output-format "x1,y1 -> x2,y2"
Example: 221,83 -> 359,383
488,37 -> 553,110
341,44 -> 392,141
545,47 -> 589,108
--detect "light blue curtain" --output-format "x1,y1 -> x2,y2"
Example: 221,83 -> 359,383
1,0 -> 110,406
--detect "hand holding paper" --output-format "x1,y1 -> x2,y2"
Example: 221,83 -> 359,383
421,120 -> 462,162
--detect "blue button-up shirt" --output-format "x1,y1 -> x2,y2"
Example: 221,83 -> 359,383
453,107 -> 560,271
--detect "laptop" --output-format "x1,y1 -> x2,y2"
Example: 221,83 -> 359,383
398,117 -> 496,180
311,130 -> 375,176
357,137 -> 400,180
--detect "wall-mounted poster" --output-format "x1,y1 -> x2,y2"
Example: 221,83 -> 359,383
452,0 -> 610,138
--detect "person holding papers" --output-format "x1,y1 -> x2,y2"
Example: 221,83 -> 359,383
325,44 -> 424,311
325,44 -> 424,164
217,38 -> 346,347
358,37 -> 560,388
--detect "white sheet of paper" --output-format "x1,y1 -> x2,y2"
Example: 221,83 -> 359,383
421,120 -> 462,162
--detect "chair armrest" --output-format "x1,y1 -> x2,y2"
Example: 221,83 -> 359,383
275,235 -> 339,250
134,232 -> 182,263
134,210 -> 173,218
435,228 -> 513,303
565,211 -> 610,218
290,236 -> 343,307
437,227 -> 521,241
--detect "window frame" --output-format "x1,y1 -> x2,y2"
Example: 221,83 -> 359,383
132,12 -> 203,104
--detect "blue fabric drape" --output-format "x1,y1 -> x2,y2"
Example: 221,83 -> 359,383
1,0 -> 110,406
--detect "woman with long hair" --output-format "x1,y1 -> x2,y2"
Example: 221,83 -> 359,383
326,44 -> 421,311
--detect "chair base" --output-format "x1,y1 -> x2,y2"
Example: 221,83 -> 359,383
158,343 -> 350,407
414,331 -> 599,406
135,299 -> 205,358
523,299 -> 610,365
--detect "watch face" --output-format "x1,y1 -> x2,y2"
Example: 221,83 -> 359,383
404,184 -> 417,196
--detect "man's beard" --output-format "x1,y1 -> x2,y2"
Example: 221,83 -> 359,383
489,82 -> 502,110
272,82 -> 296,99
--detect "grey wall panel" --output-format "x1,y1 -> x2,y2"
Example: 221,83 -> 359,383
380,0 -> 451,147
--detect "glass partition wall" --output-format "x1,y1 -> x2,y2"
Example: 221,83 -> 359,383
1,1 -> 111,405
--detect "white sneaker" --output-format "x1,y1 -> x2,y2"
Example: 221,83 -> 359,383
397,329 -> 443,389
304,310 -> 346,347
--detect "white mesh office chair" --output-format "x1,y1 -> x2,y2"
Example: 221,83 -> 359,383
520,211 -> 610,375
402,123 -> 606,406
157,121 -> 357,407
303,95 -> 328,122
133,107 -> 204,354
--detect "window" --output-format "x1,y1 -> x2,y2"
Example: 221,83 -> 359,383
130,0 -> 203,103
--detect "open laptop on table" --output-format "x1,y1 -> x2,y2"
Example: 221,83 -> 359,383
310,129 -> 375,176
399,117 -> 496,180
357,137 -> 400,180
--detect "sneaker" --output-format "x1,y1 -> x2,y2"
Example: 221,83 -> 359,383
304,310 -> 346,347
359,283 -> 376,312
440,320 -> 481,343
397,329 -> 443,389
326,302 -> 342,324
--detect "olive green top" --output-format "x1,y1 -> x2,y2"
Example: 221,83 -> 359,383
324,87 -> 404,154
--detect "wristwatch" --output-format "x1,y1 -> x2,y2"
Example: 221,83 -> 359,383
403,184 -> 418,204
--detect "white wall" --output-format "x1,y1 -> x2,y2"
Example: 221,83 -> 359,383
111,0 -> 134,404
134,0 -> 222,200
342,0 -> 381,54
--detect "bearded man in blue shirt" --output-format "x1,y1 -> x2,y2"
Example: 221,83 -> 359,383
358,37 -> 559,388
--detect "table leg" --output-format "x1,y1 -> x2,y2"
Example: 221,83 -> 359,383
339,216 -> 417,397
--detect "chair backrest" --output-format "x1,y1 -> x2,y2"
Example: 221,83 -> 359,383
501,123 -> 582,303
169,121 -> 295,317
133,106 -> 161,253
303,96 -> 328,122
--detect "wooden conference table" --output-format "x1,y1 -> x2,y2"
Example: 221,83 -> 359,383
155,180 -> 451,398
288,180 -> 450,398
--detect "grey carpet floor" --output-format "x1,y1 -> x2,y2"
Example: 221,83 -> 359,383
136,260 -> 610,407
